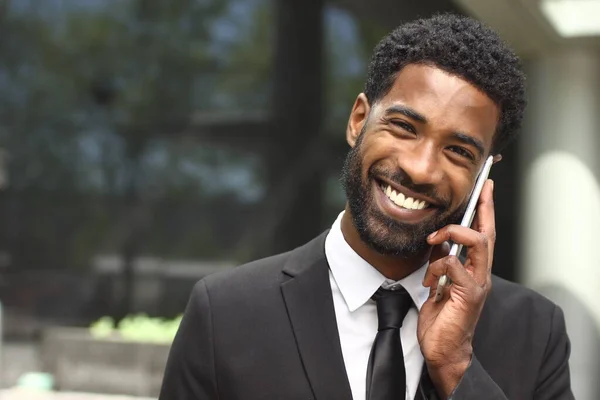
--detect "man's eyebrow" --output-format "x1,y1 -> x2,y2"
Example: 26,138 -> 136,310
384,105 -> 427,124
452,132 -> 485,158
385,104 -> 486,157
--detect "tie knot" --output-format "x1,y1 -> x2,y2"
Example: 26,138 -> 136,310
372,287 -> 413,331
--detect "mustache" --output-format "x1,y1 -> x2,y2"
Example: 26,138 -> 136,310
369,166 -> 450,208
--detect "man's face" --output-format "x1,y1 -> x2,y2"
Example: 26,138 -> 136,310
342,64 -> 500,257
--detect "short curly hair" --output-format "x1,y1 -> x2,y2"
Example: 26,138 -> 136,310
364,13 -> 526,154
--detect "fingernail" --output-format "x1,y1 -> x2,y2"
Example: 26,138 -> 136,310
491,179 -> 495,191
428,231 -> 438,240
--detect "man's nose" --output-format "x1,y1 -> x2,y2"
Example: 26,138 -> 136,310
398,143 -> 442,185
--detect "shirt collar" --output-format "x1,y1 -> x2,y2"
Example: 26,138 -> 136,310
325,211 -> 429,312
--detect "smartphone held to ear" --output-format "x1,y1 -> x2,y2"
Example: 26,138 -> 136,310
434,155 -> 494,303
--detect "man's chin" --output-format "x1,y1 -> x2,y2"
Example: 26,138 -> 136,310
357,214 -> 433,257
361,233 -> 430,258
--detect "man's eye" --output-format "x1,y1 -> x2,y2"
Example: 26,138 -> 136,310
390,120 -> 416,134
448,146 -> 474,160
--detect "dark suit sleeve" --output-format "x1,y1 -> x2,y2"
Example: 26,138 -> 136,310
159,280 -> 219,399
427,305 -> 574,400
533,305 -> 575,400
417,356 -> 505,400
445,356 -> 507,399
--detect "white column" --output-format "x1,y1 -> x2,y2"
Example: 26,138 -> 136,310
520,48 -> 600,400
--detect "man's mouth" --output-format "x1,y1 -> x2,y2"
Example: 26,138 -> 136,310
379,183 -> 430,210
373,176 -> 438,211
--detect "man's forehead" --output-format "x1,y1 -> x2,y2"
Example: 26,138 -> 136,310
382,64 -> 493,107
372,64 -> 500,151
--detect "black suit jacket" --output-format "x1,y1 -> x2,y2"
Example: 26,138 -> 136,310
159,231 -> 574,399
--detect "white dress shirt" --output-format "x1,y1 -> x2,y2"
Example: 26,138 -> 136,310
325,211 -> 429,400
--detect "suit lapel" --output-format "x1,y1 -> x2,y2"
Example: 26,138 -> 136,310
280,232 -> 353,400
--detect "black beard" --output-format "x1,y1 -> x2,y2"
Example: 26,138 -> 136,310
340,134 -> 467,258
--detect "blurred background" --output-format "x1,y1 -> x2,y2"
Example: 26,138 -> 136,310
0,0 -> 598,399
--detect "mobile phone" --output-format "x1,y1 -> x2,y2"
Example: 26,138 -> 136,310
434,155 -> 494,303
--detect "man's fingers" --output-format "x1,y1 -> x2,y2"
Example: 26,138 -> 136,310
423,242 -> 450,287
424,255 -> 488,304
427,225 -> 488,252
427,224 -> 489,287
424,179 -> 496,288
431,241 -> 450,262
475,179 -> 495,236
423,255 -> 474,289
475,179 -> 496,264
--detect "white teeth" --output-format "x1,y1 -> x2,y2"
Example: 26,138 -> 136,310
395,192 -> 405,206
383,184 -> 429,210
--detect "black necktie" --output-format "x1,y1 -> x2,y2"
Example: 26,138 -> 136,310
366,286 -> 413,400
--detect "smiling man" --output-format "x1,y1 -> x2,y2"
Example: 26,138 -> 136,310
160,14 -> 574,400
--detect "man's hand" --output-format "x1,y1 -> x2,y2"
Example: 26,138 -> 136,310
418,179 -> 496,398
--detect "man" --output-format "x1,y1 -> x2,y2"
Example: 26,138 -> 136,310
160,14 -> 574,400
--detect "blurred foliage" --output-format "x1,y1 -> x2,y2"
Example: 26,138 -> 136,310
0,0 -> 378,271
90,313 -> 182,344
0,0 -> 267,268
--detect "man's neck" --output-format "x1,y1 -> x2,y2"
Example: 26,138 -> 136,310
340,208 -> 431,281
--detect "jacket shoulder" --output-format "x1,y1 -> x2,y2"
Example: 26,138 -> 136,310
199,250 -> 292,295
476,275 -> 563,354
487,275 -> 558,316
196,231 -> 329,299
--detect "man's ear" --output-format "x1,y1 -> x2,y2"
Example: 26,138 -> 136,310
492,154 -> 503,164
346,93 -> 370,148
